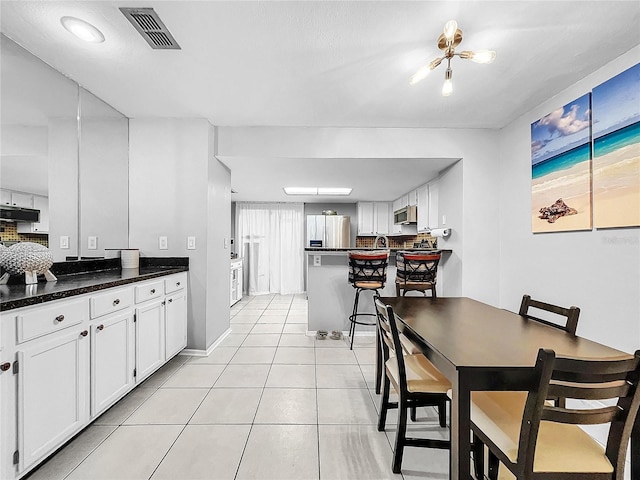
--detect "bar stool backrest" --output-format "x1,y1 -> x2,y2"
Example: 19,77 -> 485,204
396,251 -> 441,284
348,251 -> 389,286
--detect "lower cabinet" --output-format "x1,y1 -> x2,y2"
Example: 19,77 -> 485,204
0,272 -> 188,480
135,300 -> 166,383
17,329 -> 89,472
165,291 -> 187,360
90,311 -> 135,417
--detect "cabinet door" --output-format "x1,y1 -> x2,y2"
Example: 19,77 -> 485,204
428,181 -> 439,229
417,184 -> 429,232
11,192 -> 33,208
91,311 -> 134,417
236,267 -> 243,302
18,330 -> 89,472
374,203 -> 390,235
165,291 -> 187,359
392,198 -> 402,213
135,300 -> 165,383
408,189 -> 418,206
357,202 -> 375,235
1,189 -> 11,205
32,195 -> 49,233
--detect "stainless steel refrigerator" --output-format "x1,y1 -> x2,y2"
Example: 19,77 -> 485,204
306,215 -> 351,248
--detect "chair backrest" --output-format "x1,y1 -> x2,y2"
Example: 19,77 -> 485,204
519,294 -> 580,335
348,251 -> 389,285
396,251 -> 441,284
374,297 -> 407,384
517,348 -> 640,478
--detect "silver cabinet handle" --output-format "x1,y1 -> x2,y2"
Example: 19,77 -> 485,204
113,299 -> 120,306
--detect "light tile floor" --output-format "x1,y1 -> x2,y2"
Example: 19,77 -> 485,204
26,294 -> 450,480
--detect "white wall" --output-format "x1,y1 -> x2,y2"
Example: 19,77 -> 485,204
129,118 -> 231,351
219,126 -> 501,305
437,160 -> 463,297
497,45 -> 640,354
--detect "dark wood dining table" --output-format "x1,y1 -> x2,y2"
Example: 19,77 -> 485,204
379,296 -> 638,480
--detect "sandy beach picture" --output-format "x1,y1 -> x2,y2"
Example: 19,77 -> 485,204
531,94 -> 592,233
592,63 -> 640,229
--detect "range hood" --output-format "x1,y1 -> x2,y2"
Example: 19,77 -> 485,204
0,205 -> 40,222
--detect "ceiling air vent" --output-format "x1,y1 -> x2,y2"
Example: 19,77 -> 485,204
119,7 -> 181,49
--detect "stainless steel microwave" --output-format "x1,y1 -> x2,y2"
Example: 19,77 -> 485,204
394,205 -> 417,225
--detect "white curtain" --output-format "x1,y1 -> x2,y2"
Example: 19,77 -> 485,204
236,203 -> 305,295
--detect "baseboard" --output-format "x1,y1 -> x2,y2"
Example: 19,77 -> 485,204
181,328 -> 232,356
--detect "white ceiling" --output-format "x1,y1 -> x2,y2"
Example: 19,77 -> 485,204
1,1 -> 639,202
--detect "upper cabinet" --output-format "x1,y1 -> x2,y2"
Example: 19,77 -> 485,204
357,202 -> 391,236
408,189 -> 418,206
417,184 -> 429,233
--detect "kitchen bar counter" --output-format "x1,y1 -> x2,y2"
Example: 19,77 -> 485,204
0,257 -> 189,311
306,249 -> 451,332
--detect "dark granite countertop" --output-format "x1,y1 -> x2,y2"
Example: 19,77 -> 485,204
1,258 -> 189,311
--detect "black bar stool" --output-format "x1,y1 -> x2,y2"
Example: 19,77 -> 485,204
347,250 -> 389,350
395,251 -> 441,297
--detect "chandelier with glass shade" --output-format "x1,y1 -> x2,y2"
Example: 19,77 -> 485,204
410,20 -> 496,96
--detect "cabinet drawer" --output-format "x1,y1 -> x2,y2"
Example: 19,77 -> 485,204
90,288 -> 133,319
164,273 -> 187,294
135,280 -> 165,304
16,298 -> 88,343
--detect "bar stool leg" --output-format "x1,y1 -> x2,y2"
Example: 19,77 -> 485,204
349,288 -> 361,350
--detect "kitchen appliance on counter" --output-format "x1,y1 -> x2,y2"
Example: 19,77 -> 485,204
393,205 -> 417,225
307,214 -> 350,248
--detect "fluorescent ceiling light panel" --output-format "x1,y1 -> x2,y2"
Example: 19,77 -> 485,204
61,16 -> 105,43
317,188 -> 352,195
284,187 -> 318,195
283,187 -> 352,196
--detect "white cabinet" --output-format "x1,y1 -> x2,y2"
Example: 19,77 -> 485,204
357,202 -> 375,235
17,195 -> 48,234
392,198 -> 403,214
417,184 -> 430,233
17,329 -> 89,472
408,189 -> 418,206
428,180 -> 439,229
1,189 -> 11,206
357,202 -> 391,236
8,191 -> 33,209
230,260 -> 243,306
165,290 -> 187,360
90,311 -> 134,417
135,300 -> 165,383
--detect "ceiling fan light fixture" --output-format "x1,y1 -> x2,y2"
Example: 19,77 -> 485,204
467,49 -> 497,64
443,20 -> 458,42
60,16 -> 105,43
410,65 -> 432,85
442,68 -> 453,96
429,57 -> 443,70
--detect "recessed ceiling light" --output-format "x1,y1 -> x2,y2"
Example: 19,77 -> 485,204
283,187 -> 352,196
60,16 -> 105,43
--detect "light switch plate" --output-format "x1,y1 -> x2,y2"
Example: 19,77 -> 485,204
224,238 -> 229,249
60,236 -> 69,249
87,236 -> 97,250
159,236 -> 168,250
187,236 -> 196,250
313,255 -> 321,267
442,215 -> 446,225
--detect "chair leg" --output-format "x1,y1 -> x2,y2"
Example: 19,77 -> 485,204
437,398 -> 447,428
377,373 -> 391,432
410,406 -> 417,421
472,433 -> 485,480
488,450 -> 499,480
375,324 -> 382,394
392,394 -> 408,474
349,288 -> 360,350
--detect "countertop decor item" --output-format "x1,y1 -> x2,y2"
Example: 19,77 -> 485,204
0,242 -> 57,285
410,19 -> 496,96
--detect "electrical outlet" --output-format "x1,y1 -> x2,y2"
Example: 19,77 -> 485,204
88,236 -> 97,250
159,236 -> 168,250
313,255 -> 321,267
60,236 -> 69,249
187,236 -> 196,250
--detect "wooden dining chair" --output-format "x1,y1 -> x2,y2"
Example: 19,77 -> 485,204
374,298 -> 451,473
471,348 -> 640,480
519,294 -> 580,335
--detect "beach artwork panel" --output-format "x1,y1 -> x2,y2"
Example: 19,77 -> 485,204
592,63 -> 640,229
531,94 -> 592,233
